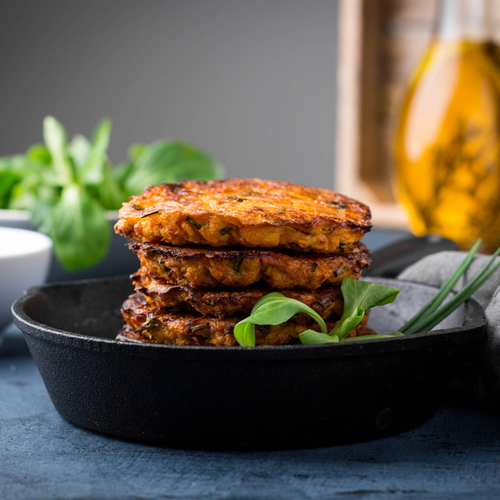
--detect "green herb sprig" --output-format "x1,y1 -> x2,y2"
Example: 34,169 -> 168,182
300,279 -> 400,345
234,292 -> 328,347
233,281 -> 400,346
233,239 -> 500,346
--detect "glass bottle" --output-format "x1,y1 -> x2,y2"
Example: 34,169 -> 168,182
394,0 -> 500,252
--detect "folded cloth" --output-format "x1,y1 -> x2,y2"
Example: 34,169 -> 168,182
398,251 -> 500,410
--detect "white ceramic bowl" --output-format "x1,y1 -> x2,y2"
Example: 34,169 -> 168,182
0,209 -> 138,283
0,227 -> 52,331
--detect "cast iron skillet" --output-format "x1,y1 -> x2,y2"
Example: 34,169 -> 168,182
12,276 -> 485,449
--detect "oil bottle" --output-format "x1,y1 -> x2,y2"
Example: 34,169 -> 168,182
394,0 -> 500,252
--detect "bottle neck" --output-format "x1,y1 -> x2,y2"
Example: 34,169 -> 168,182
436,0 -> 492,42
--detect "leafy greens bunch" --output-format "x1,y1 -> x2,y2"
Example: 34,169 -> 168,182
234,239 -> 500,346
0,116 -> 224,270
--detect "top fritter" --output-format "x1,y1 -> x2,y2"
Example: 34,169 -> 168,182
115,178 -> 372,253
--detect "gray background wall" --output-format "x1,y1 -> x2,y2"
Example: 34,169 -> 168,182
0,0 -> 338,188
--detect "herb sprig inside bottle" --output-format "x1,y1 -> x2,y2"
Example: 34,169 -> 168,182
233,240 -> 500,346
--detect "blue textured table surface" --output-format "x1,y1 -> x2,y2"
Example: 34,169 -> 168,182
3,230 -> 500,500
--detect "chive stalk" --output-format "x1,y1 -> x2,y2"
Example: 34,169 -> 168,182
404,244 -> 500,335
400,239 -> 481,333
140,209 -> 161,218
343,332 -> 404,342
190,323 -> 210,333
186,217 -> 201,229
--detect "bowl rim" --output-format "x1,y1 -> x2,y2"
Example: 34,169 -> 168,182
11,276 -> 487,361
0,226 -> 53,256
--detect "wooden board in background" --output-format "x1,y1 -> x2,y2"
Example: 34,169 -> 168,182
335,0 -> 437,229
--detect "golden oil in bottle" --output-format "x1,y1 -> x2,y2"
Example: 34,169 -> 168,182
394,0 -> 500,252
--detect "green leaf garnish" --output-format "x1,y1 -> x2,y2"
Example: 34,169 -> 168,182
299,331 -> 340,344
329,306 -> 365,340
48,184 -> 110,270
68,134 -> 91,172
26,144 -> 52,165
128,143 -> 147,163
233,292 -> 328,347
0,170 -> 21,208
93,162 -> 128,210
77,118 -> 112,186
250,293 -> 327,332
43,116 -> 74,186
329,279 -> 400,341
234,321 -> 256,347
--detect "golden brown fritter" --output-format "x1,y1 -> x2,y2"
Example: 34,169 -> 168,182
132,267 -> 344,319
129,242 -> 371,290
115,178 -> 372,253
119,293 -> 373,346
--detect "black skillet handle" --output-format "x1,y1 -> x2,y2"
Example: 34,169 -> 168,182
364,235 -> 459,278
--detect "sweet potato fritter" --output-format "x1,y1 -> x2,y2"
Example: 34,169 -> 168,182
119,293 -> 372,346
128,242 -> 371,290
115,178 -> 372,253
132,267 -> 344,319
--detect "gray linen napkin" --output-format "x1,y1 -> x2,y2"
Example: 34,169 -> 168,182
398,251 -> 500,410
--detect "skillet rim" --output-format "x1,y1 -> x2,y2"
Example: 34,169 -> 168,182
11,275 -> 486,361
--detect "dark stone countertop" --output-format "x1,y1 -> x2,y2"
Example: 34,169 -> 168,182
3,230 -> 500,499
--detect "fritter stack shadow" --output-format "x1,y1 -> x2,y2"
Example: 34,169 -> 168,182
114,178 -> 373,346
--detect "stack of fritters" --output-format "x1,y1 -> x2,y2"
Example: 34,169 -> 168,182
114,178 -> 373,346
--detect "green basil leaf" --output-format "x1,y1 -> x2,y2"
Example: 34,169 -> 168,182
68,134 -> 91,170
77,118 -> 112,185
30,191 -> 59,233
8,181 -> 37,211
4,152 -> 60,210
128,143 -> 147,163
43,116 -> 74,185
17,147 -> 62,187
343,279 -> 400,311
26,144 -> 52,165
299,331 -> 340,344
93,162 -> 128,210
8,169 -> 50,211
233,292 -> 328,347
251,291 -> 284,310
0,170 -> 21,208
48,184 -> 110,270
124,140 -> 224,196
113,162 -> 135,187
247,293 -> 327,333
0,155 -> 32,176
331,279 -> 400,340
330,306 -> 365,340
233,321 -> 256,347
